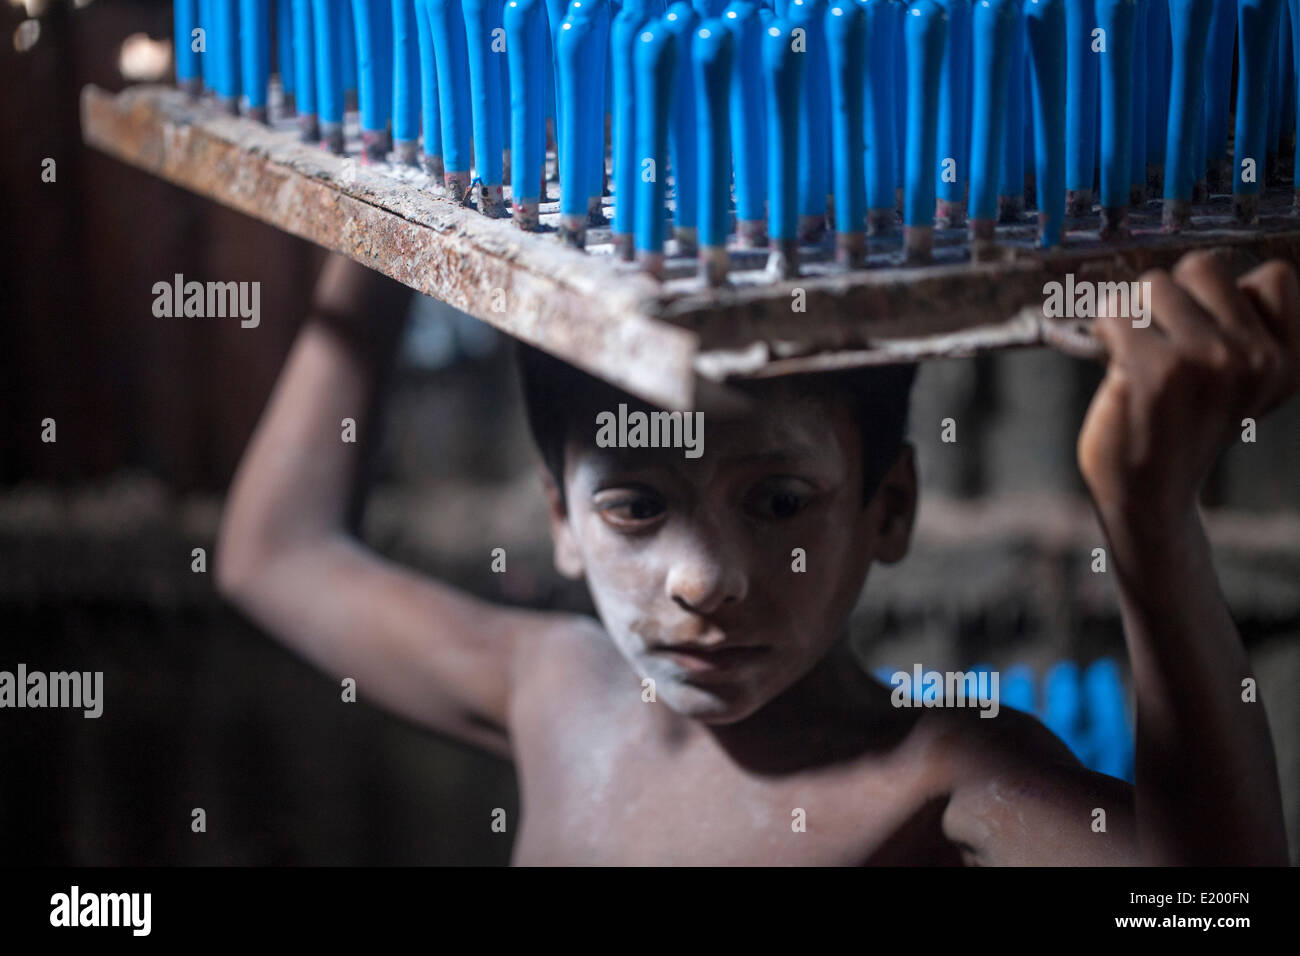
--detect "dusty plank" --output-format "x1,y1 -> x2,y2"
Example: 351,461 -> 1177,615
82,84 -> 1300,400
81,83 -> 700,409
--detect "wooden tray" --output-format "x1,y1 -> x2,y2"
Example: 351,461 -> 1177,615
81,83 -> 1300,409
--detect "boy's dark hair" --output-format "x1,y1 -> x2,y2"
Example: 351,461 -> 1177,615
515,342 -> 917,508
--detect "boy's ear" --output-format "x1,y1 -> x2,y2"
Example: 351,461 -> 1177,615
540,466 -> 586,580
870,443 -> 918,565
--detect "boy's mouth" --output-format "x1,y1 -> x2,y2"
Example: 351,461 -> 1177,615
649,644 -> 772,675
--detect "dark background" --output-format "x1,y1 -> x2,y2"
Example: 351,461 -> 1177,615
2,0 -> 1299,865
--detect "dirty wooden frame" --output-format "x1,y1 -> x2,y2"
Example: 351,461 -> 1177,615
82,84 -> 1300,410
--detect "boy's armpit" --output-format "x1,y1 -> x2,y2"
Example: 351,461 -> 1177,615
936,709 -> 1138,866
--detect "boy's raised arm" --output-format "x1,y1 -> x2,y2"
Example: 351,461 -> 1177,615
216,254 -> 547,759
1075,251 -> 1296,865
947,251 -> 1297,866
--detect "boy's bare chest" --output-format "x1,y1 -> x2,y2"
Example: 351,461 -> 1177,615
508,685 -> 962,866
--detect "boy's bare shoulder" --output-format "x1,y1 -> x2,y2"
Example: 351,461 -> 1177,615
504,611 -> 646,769
511,611 -> 617,665
917,705 -> 1137,864
508,611 -> 628,699
924,703 -> 1082,777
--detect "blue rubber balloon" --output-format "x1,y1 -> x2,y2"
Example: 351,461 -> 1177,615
311,0 -> 343,130
762,18 -> 804,245
861,0 -> 900,221
1002,663 -> 1037,714
903,0 -> 947,229
392,0 -> 422,152
276,0 -> 295,95
1095,0 -> 1137,215
934,0 -> 971,213
425,0 -> 474,180
612,1 -> 657,244
825,1 -> 866,246
505,0 -> 547,210
788,0 -> 831,232
634,23 -> 677,262
413,0 -> 442,166
1064,0 -> 1097,202
291,0 -> 317,118
998,3 -> 1025,207
176,0 -> 202,89
1145,0 -> 1170,174
969,0 -> 1017,224
1042,660 -> 1086,761
1083,658 -> 1134,781
693,18 -> 734,253
664,2 -> 702,242
1165,0 -> 1215,205
1128,0 -> 1148,196
239,0 -> 271,111
463,0 -> 506,188
1234,0 -> 1285,209
722,2 -> 767,235
1024,0 -> 1066,245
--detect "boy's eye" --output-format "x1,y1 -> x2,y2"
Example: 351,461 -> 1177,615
593,489 -> 667,530
745,479 -> 815,521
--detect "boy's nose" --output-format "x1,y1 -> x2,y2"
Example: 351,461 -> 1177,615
665,539 -> 748,619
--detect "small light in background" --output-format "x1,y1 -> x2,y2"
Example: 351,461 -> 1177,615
119,33 -> 172,82
22,0 -> 50,17
13,18 -> 39,52
72,0 -> 94,7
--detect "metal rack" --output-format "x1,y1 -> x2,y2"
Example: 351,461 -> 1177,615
82,83 -> 1300,409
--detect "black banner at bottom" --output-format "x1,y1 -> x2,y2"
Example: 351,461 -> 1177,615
2,865 -> 1294,941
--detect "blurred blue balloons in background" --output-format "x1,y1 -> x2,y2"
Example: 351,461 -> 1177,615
874,657 -> 1134,782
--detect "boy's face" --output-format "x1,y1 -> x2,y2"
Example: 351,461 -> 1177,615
548,384 -> 916,725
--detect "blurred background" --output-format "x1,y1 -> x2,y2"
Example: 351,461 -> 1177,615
3,0 -> 1299,865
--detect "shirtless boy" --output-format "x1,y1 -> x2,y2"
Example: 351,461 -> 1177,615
216,249 -> 1297,865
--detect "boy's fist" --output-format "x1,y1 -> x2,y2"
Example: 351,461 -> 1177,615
1078,250 -> 1300,529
